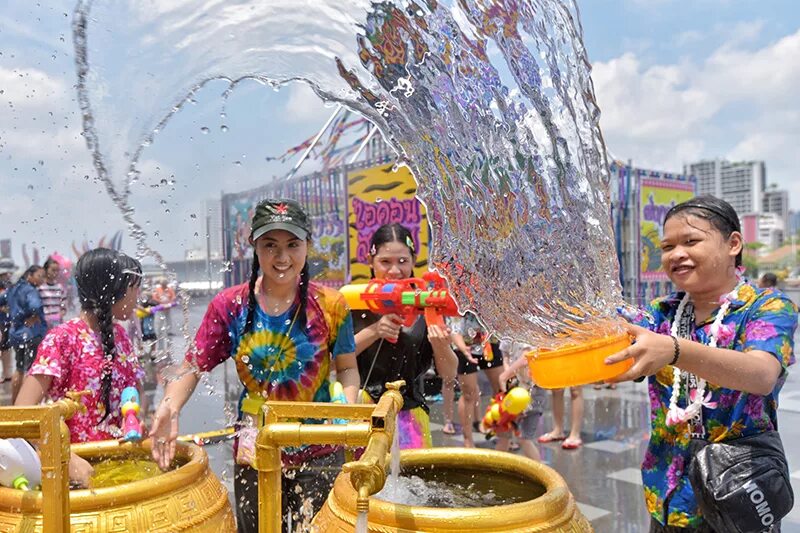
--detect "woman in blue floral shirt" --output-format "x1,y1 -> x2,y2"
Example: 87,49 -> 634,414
606,195 -> 797,532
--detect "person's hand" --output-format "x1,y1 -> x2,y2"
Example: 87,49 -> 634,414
150,399 -> 179,471
426,323 -> 452,353
498,368 -> 515,392
373,314 -> 404,342
69,452 -> 95,488
604,324 -> 674,383
460,347 -> 479,365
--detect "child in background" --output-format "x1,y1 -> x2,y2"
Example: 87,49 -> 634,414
15,248 -> 145,488
39,257 -> 66,329
496,340 -> 545,461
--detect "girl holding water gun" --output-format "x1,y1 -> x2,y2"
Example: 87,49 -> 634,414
14,248 -> 145,488
352,223 -> 458,449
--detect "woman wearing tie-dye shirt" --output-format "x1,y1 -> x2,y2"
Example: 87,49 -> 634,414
150,199 -> 359,533
606,195 -> 797,532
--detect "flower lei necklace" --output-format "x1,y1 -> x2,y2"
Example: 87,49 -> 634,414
665,282 -> 741,427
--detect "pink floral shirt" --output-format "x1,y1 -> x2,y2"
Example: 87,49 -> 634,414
29,318 -> 144,443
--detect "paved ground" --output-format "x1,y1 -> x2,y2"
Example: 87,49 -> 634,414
4,291 -> 800,532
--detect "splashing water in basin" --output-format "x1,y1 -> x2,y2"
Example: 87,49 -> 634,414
375,466 -> 545,508
73,0 -> 621,348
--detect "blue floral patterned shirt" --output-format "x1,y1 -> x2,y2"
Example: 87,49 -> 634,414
637,282 -> 797,527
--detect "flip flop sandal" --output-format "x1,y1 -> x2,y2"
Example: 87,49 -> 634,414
561,438 -> 583,450
537,432 -> 567,443
442,421 -> 456,435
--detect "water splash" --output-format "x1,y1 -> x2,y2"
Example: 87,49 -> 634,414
72,0 -> 620,346
355,510 -> 369,533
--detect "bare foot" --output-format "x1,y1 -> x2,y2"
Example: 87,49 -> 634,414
463,439 -> 476,448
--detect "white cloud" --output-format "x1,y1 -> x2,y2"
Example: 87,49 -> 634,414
593,29 -> 800,208
284,83 -> 329,123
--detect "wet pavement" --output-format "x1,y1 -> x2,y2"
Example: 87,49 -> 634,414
3,292 -> 800,532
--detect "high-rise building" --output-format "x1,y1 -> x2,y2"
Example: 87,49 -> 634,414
757,212 -> 785,249
763,189 -> 790,230
790,210 -> 800,237
205,199 -> 223,260
684,159 -> 766,217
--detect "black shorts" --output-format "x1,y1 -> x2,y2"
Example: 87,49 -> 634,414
14,338 -> 42,373
457,342 -> 504,375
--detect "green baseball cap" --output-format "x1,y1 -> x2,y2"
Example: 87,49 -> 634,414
250,198 -> 312,242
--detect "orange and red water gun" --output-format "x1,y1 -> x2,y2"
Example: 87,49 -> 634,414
339,271 -> 460,330
481,386 -> 531,438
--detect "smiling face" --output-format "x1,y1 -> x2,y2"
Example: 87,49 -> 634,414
45,262 -> 60,283
660,214 -> 743,295
253,229 -> 308,288
369,241 -> 414,280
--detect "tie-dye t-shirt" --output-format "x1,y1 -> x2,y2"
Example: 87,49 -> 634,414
638,283 -> 797,528
188,281 -> 355,463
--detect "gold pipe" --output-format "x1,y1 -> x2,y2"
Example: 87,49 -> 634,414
342,382 -> 404,514
255,380 -> 405,533
0,393 -> 85,533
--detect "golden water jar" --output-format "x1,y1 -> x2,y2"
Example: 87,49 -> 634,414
0,440 -> 235,532
313,447 -> 592,532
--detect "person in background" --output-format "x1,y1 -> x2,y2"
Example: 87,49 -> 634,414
152,278 -> 176,354
39,257 -> 66,329
6,265 -> 47,403
758,271 -> 778,289
0,259 -> 18,385
497,340 -> 544,461
450,311 -> 504,448
537,385 -> 585,450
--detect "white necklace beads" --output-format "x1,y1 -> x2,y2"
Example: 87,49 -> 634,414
665,284 -> 739,427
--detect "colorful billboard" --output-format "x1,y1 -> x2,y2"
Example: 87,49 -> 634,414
222,171 -> 347,287
347,163 -> 430,282
639,177 -> 695,281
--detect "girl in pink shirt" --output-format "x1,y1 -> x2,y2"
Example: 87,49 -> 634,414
15,248 -> 144,487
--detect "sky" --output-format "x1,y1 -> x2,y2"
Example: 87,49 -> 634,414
0,0 -> 798,264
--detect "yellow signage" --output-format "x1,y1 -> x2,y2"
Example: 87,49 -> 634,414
347,163 -> 430,282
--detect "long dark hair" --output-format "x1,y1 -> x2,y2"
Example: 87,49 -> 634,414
368,223 -> 416,279
663,195 -> 743,267
19,265 -> 43,284
74,248 -> 142,422
243,239 -> 312,336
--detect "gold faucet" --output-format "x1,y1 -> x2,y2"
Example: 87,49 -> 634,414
255,381 -> 405,533
0,391 -> 86,533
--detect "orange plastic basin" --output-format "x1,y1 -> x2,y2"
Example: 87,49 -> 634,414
526,333 -> 633,389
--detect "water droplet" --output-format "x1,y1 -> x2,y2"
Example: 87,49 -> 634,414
190,213 -> 197,219
220,125 -> 228,133
233,160 -> 242,166
200,126 -> 209,134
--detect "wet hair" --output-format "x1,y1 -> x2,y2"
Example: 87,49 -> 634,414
760,272 -> 778,288
244,231 -> 312,336
368,223 -> 416,278
20,265 -> 44,283
663,195 -> 743,267
74,248 -> 142,422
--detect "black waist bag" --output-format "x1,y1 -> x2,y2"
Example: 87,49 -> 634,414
688,431 -> 793,533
